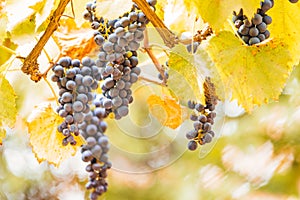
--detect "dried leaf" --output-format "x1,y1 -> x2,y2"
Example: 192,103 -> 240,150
27,104 -> 85,167
53,29 -> 97,60
95,0 -> 132,19
147,94 -> 186,129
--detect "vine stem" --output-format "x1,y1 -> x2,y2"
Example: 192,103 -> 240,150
143,29 -> 167,86
21,0 -> 71,82
132,0 -> 178,48
0,45 -> 17,55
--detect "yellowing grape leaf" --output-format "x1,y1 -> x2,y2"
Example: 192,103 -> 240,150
206,31 -> 293,112
53,29 -> 97,60
168,44 -> 209,105
11,14 -> 36,42
268,1 -> 300,66
184,0 -> 260,31
96,0 -> 132,19
0,120 -> 5,145
0,36 -> 18,66
0,75 -> 17,128
147,94 -> 186,129
27,104 -> 85,167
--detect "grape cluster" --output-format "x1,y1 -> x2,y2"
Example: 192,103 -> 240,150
186,77 -> 218,151
51,56 -> 112,199
79,97 -> 112,199
233,0 -> 274,45
51,56 -> 102,146
83,0 -> 157,120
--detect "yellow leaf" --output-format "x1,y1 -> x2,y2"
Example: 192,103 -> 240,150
27,104 -> 85,167
147,94 -> 186,129
96,0 -> 132,19
206,31 -> 293,112
168,44 -> 208,105
0,74 -> 17,128
268,0 -> 300,66
0,122 -> 5,145
184,0 -> 261,31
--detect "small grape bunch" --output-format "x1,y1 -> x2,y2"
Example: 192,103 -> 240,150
232,0 -> 273,45
186,77 -> 218,151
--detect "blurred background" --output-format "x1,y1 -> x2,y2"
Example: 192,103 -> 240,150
1,0 -> 300,199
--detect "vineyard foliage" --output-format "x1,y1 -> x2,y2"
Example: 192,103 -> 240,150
0,1 -> 300,198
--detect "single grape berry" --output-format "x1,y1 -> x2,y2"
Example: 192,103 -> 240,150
187,140 -> 198,151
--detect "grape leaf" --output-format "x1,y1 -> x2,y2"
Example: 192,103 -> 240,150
206,31 -> 293,112
0,121 -> 5,145
96,0 -> 132,19
53,29 -> 97,60
0,2 -> 8,43
10,14 -> 36,42
0,36 -> 18,66
0,74 -> 17,128
268,1 -> 300,66
63,0 -> 91,28
27,104 -> 85,167
168,44 -> 208,105
184,0 -> 261,31
147,94 -> 187,129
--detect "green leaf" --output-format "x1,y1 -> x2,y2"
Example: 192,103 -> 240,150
168,44 -> 210,105
11,14 -> 36,42
0,35 -> 18,66
184,0 -> 261,31
206,31 -> 293,112
0,74 -> 17,127
29,0 -> 56,31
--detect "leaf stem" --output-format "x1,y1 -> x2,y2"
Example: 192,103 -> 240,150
143,29 -> 167,86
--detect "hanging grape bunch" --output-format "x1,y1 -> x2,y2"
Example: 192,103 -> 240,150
83,0 -> 157,120
51,56 -> 102,146
232,0 -> 274,45
186,77 -> 218,151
